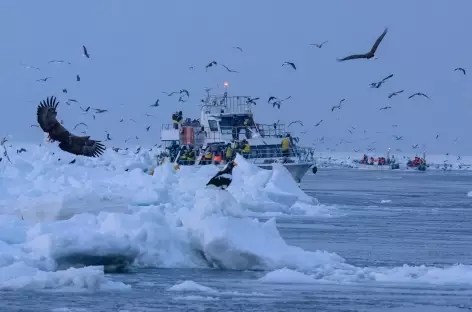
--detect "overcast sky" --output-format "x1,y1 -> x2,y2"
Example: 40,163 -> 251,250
0,0 -> 470,155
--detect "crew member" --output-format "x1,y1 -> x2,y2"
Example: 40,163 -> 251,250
225,143 -> 234,162
281,134 -> 291,157
172,112 -> 178,129
202,150 -> 213,165
185,146 -> 195,165
241,139 -> 250,158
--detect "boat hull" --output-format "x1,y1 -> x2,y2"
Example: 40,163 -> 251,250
258,162 -> 313,183
169,160 -> 313,183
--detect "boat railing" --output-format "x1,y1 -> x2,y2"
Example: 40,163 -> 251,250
166,123 -> 289,145
157,142 -> 314,167
246,145 -> 315,164
161,124 -> 174,130
201,94 -> 253,115
218,124 -> 286,138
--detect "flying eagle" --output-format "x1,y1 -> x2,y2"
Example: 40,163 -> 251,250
36,96 -> 105,157
338,28 -> 388,61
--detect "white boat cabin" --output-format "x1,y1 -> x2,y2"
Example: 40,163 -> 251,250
159,94 -> 298,160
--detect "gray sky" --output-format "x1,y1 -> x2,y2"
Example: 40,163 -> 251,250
0,0 -> 470,155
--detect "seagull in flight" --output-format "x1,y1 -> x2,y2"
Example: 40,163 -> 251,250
269,96 -> 291,109
163,91 -> 178,96
310,41 -> 328,48
48,60 -> 71,65
282,62 -> 296,70
36,77 -> 51,82
370,74 -> 394,88
22,64 -> 40,70
454,67 -> 466,75
288,120 -> 303,128
73,122 -> 88,130
331,98 -> 345,111
388,90 -> 404,98
221,64 -> 239,73
83,45 -> 90,58
205,61 -> 217,70
408,92 -> 430,100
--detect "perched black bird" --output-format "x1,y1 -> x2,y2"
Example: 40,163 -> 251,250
37,96 -> 105,157
338,28 -> 388,61
206,161 -> 238,190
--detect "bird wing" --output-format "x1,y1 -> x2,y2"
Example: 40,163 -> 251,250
36,96 -> 68,140
58,135 -> 105,157
74,122 -> 88,129
382,74 -> 394,82
421,93 -> 430,99
337,54 -> 368,61
369,28 -> 388,54
282,96 -> 292,101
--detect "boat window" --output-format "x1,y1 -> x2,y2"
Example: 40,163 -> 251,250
208,120 -> 218,131
219,117 -> 233,130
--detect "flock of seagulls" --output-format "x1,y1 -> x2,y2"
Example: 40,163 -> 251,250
8,23 -> 468,159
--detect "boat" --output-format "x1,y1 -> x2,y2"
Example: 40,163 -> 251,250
406,152 -> 427,171
157,92 -> 316,183
352,148 -> 400,170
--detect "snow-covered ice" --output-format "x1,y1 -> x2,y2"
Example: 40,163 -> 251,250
0,142 -> 471,291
